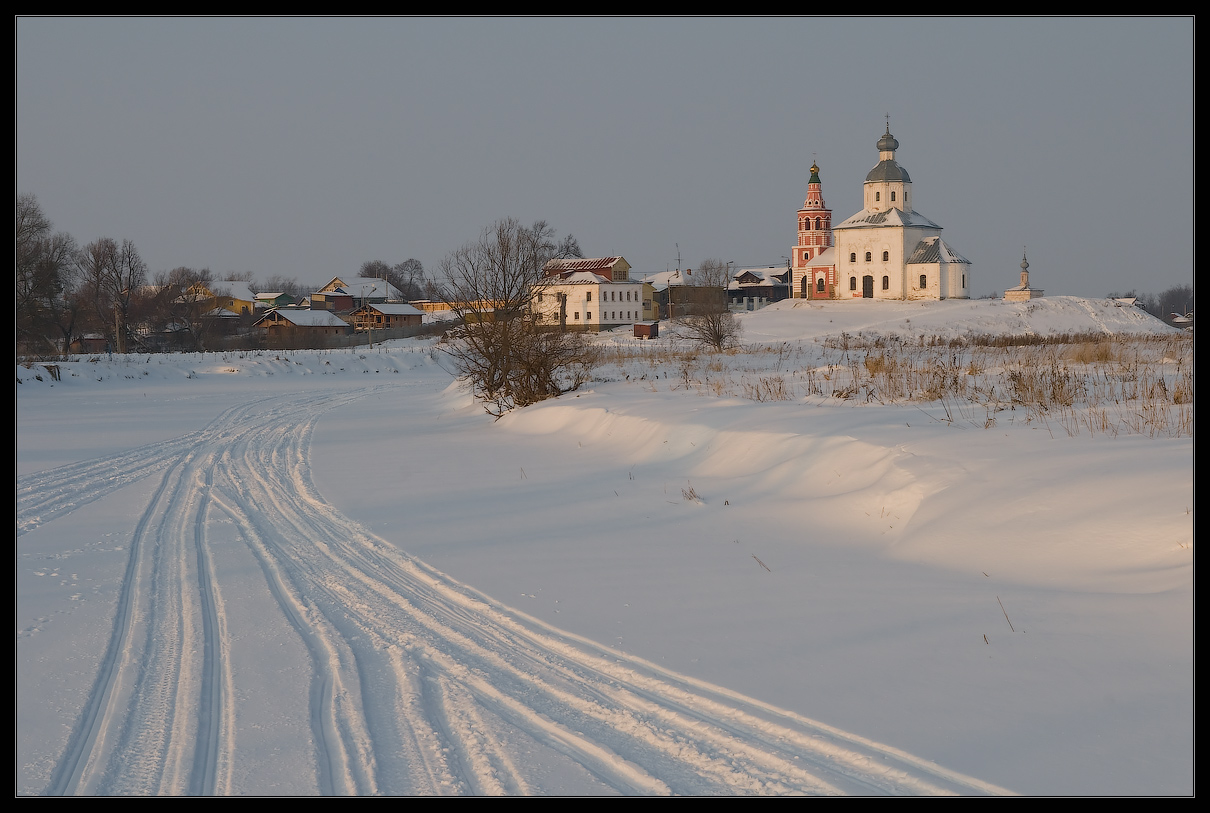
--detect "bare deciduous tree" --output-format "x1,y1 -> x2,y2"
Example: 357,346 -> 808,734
77,237 -> 148,353
677,258 -> 742,350
16,194 -> 81,354
555,233 -> 583,260
440,218 -> 598,415
261,275 -> 305,300
359,258 -> 427,301
150,266 -> 223,351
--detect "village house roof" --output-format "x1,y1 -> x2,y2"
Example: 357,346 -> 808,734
223,282 -> 257,302
729,267 -> 790,290
544,271 -> 613,285
255,309 -> 349,327
316,276 -> 404,300
639,269 -> 695,291
203,306 -> 241,318
352,303 -> 426,316
543,257 -> 630,278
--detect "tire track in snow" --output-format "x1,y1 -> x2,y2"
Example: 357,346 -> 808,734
34,383 -> 1013,795
44,454 -> 184,796
189,466 -> 232,796
17,401 -> 263,537
40,392 -> 372,795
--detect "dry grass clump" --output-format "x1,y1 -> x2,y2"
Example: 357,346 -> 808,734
593,332 -> 1192,438
1062,341 -> 1116,364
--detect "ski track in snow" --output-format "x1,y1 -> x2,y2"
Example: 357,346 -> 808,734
19,383 -> 1013,796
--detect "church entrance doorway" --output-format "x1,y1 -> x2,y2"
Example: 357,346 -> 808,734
862,275 -> 874,298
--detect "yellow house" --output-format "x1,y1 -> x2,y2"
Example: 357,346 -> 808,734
183,282 -> 256,316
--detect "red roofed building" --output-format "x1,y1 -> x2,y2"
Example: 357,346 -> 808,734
543,256 -> 632,282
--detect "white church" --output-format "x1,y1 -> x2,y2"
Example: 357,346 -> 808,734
790,124 -> 971,301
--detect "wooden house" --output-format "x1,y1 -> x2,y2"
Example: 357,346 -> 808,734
349,303 -> 424,331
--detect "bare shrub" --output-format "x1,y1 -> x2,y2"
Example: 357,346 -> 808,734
677,258 -> 742,350
440,218 -> 599,415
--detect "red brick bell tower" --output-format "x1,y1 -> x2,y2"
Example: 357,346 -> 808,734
792,162 -> 834,298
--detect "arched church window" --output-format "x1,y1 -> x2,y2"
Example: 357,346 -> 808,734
803,219 -> 809,230
850,253 -> 857,263
814,217 -> 821,230
882,276 -> 889,290
865,252 -> 872,262
875,192 -> 880,202
962,274 -> 966,288
891,191 -> 896,201
850,277 -> 857,291
882,251 -> 889,262
919,274 -> 928,289
816,278 -> 825,293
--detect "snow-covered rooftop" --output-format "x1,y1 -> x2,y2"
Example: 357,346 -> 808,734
906,235 -> 970,265
833,208 -> 943,230
256,309 -> 349,327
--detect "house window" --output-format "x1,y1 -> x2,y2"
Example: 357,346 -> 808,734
865,252 -> 872,262
920,274 -> 928,289
537,292 -> 544,302
574,312 -> 580,320
816,278 -> 825,293
882,275 -> 889,290
850,253 -> 857,263
882,251 -> 889,262
586,312 -> 591,320
586,291 -> 591,301
850,277 -> 857,291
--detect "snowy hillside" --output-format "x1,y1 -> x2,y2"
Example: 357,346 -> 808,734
17,297 -> 1192,795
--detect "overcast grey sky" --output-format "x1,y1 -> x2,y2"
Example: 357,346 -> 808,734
17,17 -> 1193,297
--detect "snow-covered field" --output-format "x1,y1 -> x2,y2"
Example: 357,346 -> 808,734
17,297 -> 1192,795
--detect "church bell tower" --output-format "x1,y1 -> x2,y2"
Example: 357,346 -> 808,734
794,161 -> 833,272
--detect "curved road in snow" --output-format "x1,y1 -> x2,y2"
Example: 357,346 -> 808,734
19,384 -> 1011,795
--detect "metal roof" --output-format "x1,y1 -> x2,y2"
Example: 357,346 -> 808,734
833,208 -> 941,230
906,236 -> 971,265
543,257 -> 629,275
354,303 -> 425,315
255,309 -> 349,327
864,160 -> 912,183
